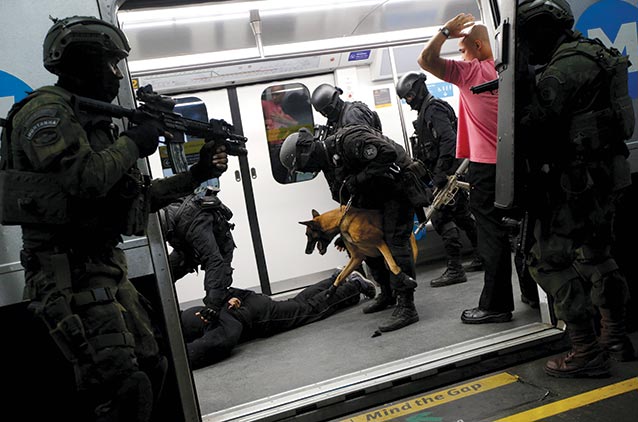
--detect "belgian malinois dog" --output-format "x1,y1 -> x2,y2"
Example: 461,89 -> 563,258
299,206 -> 418,290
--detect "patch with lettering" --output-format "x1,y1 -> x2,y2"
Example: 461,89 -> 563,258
362,144 -> 377,160
25,118 -> 61,141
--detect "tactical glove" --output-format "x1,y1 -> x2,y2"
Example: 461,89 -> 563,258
190,142 -> 227,183
433,172 -> 448,189
123,121 -> 164,158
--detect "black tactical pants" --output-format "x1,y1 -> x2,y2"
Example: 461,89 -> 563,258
384,197 -> 417,290
467,162 -> 514,312
431,190 -> 477,260
246,278 -> 361,337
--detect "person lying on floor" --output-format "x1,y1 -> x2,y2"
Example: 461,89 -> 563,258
181,271 -> 376,369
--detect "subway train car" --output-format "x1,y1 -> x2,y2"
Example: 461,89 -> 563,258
1,0 -> 636,421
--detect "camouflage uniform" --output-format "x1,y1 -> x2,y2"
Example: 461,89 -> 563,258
522,34 -> 632,323
521,32 -> 635,373
3,85 -> 199,413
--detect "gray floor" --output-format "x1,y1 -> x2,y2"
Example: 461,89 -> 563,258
192,257 -> 541,415
340,331 -> 638,422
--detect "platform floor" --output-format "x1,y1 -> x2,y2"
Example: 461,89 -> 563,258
190,258 -> 541,416
339,331 -> 638,422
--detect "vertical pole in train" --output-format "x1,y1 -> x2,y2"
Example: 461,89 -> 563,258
250,10 -> 265,58
388,46 -> 412,157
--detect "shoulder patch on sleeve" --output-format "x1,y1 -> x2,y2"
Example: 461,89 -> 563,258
362,144 -> 378,160
25,117 -> 61,142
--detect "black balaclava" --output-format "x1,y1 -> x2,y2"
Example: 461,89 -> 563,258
56,43 -> 122,102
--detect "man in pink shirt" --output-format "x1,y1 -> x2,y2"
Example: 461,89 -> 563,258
418,14 -> 514,324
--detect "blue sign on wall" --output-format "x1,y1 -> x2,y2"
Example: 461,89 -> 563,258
576,0 -> 638,98
0,70 -> 32,105
348,50 -> 371,61
427,82 -> 455,98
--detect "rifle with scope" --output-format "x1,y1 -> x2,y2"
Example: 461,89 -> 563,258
70,84 -> 248,174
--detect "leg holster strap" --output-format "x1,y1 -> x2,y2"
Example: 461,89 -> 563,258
90,332 -> 136,352
72,287 -> 116,308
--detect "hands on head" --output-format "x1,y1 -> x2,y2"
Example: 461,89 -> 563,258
444,13 -> 476,38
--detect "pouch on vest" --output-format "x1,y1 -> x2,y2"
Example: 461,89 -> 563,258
0,169 -> 69,225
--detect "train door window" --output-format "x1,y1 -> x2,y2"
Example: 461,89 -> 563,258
159,96 -> 220,190
261,83 -> 316,184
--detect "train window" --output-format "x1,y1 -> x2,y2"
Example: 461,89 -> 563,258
261,83 -> 316,184
159,96 -> 219,189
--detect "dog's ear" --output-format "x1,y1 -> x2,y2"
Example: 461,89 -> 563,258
299,220 -> 311,226
311,209 -> 320,218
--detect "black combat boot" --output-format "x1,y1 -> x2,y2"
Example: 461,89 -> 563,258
599,307 -> 636,362
430,259 -> 467,287
544,320 -> 610,378
378,289 -> 419,332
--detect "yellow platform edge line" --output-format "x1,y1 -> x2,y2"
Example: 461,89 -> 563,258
341,372 -> 519,422
495,377 -> 638,422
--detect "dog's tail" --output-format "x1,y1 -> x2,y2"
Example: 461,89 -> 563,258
409,234 -> 418,262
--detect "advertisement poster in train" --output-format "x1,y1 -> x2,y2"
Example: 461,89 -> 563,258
260,83 -> 315,184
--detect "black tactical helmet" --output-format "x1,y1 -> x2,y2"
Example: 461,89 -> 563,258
311,84 -> 344,119
43,16 -> 131,75
396,72 -> 428,111
518,0 -> 574,31
280,128 -> 314,171
396,72 -> 426,98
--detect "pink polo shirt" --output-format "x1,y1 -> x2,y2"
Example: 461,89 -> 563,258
443,58 -> 499,163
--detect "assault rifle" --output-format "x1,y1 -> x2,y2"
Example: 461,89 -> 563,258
70,84 -> 248,174
414,158 -> 470,235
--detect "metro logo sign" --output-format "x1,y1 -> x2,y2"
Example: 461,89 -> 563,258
576,0 -> 638,97
0,70 -> 32,117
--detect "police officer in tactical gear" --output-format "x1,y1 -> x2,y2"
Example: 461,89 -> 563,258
160,187 -> 236,323
396,71 -> 482,287
281,124 -> 422,332
311,83 -> 383,136
304,85 -> 382,279
0,16 -> 228,421
517,0 -> 636,377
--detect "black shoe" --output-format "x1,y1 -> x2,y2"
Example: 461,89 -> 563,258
461,307 -> 512,324
430,268 -> 467,288
348,271 -> 377,299
463,257 -> 484,272
363,294 -> 396,314
378,306 -> 419,332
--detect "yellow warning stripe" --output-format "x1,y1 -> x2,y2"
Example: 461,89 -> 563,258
495,377 -> 638,422
341,372 -> 519,422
